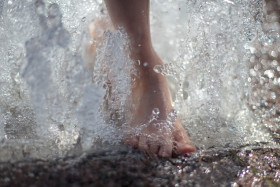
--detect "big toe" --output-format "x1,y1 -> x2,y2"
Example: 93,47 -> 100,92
175,140 -> 196,154
138,136 -> 149,153
174,130 -> 196,154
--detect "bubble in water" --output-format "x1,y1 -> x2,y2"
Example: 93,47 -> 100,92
153,64 -> 162,74
149,108 -> 160,123
167,109 -> 177,125
152,108 -> 160,115
264,70 -> 274,79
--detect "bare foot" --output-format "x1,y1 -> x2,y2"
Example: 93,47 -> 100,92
89,21 -> 195,157
124,49 -> 196,157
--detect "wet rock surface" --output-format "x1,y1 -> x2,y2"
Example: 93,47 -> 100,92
0,147 -> 279,186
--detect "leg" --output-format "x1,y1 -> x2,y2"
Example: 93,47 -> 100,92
104,0 -> 195,157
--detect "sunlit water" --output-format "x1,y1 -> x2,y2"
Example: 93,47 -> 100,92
0,0 -> 279,162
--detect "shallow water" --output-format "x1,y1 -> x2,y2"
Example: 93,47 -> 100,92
0,0 -> 279,162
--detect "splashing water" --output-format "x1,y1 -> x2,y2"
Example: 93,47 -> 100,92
150,0 -> 277,149
0,0 -> 279,161
169,0 -> 273,149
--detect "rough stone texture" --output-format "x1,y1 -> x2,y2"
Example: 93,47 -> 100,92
0,147 -> 279,187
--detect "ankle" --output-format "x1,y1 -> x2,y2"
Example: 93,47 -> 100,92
130,42 -> 153,58
131,47 -> 163,67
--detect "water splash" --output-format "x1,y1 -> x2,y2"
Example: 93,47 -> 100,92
164,0 -> 274,149
0,0 -> 111,161
93,29 -> 136,128
0,0 -> 279,162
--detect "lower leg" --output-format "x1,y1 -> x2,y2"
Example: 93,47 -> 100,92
104,0 -> 151,52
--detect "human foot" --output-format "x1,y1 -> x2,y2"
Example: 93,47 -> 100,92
88,20 -> 195,157
124,50 -> 196,157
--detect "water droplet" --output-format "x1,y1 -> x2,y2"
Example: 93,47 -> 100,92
152,108 -> 160,115
264,70 -> 274,79
271,51 -> 278,58
250,69 -> 256,76
272,60 -> 278,66
270,92 -> 276,100
153,65 -> 162,73
167,109 -> 177,125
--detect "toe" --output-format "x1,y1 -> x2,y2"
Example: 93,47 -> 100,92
174,130 -> 196,154
123,134 -> 138,148
149,140 -> 160,155
130,136 -> 139,148
138,135 -> 149,153
175,141 -> 196,154
158,142 -> 172,157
